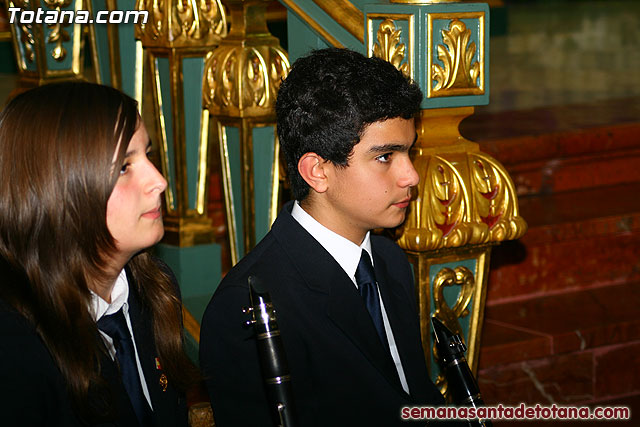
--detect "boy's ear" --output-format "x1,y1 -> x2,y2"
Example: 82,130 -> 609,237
298,152 -> 329,193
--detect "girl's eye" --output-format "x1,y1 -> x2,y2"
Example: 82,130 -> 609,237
376,153 -> 392,163
120,163 -> 130,175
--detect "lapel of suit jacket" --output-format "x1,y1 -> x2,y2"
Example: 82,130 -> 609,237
372,244 -> 430,400
272,203 -> 406,395
125,267 -> 175,426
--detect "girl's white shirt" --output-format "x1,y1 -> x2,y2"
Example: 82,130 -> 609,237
89,269 -> 153,408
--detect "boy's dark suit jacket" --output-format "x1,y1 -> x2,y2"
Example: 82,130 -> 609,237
0,260 -> 187,426
200,201 -> 448,426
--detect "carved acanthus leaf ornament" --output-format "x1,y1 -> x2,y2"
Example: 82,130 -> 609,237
398,151 -> 526,251
373,19 -> 409,77
135,0 -> 227,46
8,0 -> 36,63
43,0 -> 72,61
432,19 -> 480,93
203,46 -> 289,116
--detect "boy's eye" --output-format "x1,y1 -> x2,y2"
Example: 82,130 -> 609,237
376,153 -> 392,163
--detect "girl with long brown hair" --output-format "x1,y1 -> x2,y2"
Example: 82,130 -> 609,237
0,82 -> 198,426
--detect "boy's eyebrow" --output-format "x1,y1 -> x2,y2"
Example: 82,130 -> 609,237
367,144 -> 408,153
367,135 -> 417,153
367,133 -> 418,154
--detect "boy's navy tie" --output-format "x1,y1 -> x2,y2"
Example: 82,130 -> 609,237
355,249 -> 390,349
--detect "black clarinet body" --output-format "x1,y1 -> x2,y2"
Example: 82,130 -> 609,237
244,276 -> 298,427
432,316 -> 493,427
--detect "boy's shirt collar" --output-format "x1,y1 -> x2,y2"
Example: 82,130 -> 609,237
291,200 -> 372,286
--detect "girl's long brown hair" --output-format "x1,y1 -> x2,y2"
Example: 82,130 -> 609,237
0,82 -> 198,421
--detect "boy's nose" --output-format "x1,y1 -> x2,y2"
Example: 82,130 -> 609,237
400,157 -> 420,188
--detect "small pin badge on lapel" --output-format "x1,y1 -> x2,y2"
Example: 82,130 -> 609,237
159,374 -> 168,392
156,357 -> 168,392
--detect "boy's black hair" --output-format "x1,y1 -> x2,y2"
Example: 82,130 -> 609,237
276,47 -> 423,201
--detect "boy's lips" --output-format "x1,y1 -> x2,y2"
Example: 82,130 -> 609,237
392,197 -> 411,208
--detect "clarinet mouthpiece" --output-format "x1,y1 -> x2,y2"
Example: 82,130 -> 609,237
249,275 -> 268,296
432,316 -> 492,426
432,316 -> 466,364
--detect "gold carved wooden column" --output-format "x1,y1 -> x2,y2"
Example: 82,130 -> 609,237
135,0 -> 227,359
203,0 -> 289,265
365,0 -> 527,397
5,0 -> 91,96
136,0 -> 226,246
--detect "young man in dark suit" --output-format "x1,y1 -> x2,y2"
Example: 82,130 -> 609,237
200,48 -> 449,426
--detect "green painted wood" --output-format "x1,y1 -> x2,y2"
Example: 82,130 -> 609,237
281,0 -> 363,61
115,0 -> 138,98
154,242 -> 222,347
182,56 -> 205,210
224,126 -> 245,258
91,0 -> 112,86
285,1 -> 490,107
365,2 -> 490,109
86,0 -> 139,96
155,56 -> 177,211
0,43 -> 17,73
154,242 -> 221,361
184,330 -> 200,366
222,123 -> 277,256
286,11 -> 330,62
252,125 -> 276,242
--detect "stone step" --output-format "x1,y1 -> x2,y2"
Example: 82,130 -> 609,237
487,181 -> 640,302
461,97 -> 640,197
465,99 -> 640,423
479,280 -> 640,369
476,280 -> 640,422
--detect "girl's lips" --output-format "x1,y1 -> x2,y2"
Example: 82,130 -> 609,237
141,206 -> 162,219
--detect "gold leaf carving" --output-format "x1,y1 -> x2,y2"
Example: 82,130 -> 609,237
402,155 -> 482,251
43,0 -> 72,61
432,19 -> 480,92
203,46 -> 289,115
397,150 -> 525,251
246,49 -> 266,107
9,0 -> 36,63
136,0 -> 163,41
469,152 -> 527,242
372,19 -> 408,77
426,157 -> 466,239
431,266 -> 475,394
136,0 -> 226,46
433,266 -> 475,336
